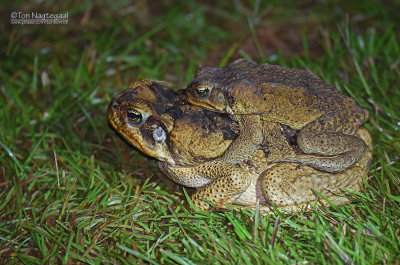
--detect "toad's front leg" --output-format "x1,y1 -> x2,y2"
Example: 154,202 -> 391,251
159,161 -> 254,210
218,114 -> 263,164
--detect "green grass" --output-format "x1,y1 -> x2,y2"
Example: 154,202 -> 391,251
1,0 -> 399,264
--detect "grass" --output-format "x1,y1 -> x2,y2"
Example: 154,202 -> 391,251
1,0 -> 399,264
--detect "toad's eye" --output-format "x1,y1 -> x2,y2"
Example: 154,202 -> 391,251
196,85 -> 211,98
127,109 -> 142,124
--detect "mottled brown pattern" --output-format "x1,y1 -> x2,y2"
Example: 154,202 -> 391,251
109,79 -> 373,213
186,59 -> 369,172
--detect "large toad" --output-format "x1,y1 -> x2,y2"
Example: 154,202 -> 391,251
108,79 -> 373,212
186,59 -> 369,173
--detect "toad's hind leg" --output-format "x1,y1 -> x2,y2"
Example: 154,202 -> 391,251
277,107 -> 369,173
231,127 -> 372,214
261,163 -> 364,208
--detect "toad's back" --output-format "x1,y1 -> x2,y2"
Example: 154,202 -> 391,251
212,62 -> 367,129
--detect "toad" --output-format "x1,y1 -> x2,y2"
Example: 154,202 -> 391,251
108,79 -> 372,212
186,59 -> 369,173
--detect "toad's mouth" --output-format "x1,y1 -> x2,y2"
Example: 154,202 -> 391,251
187,97 -> 224,113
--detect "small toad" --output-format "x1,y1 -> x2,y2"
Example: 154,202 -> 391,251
186,59 -> 369,173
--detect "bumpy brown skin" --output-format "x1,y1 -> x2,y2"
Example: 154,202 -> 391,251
109,79 -> 373,212
108,79 -> 239,166
186,59 -> 369,173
